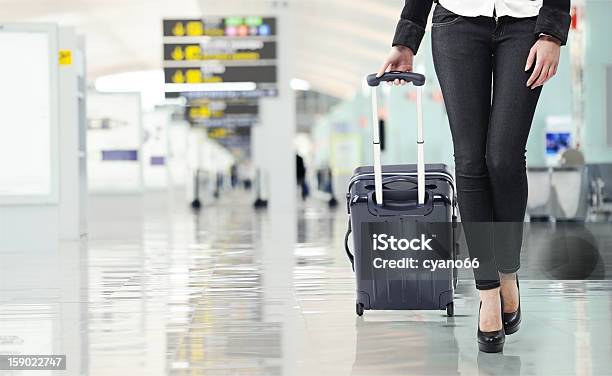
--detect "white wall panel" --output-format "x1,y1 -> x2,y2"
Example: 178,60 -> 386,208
0,25 -> 59,203
87,92 -> 143,193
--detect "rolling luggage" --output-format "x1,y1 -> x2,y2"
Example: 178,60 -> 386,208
345,71 -> 458,317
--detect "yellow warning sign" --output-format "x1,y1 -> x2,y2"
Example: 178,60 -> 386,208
171,46 -> 184,61
59,49 -> 72,65
172,70 -> 185,83
172,22 -> 185,36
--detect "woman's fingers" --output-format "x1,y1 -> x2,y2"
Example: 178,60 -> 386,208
531,64 -> 549,89
526,39 -> 561,89
385,78 -> 406,86
532,64 -> 549,88
543,64 -> 555,85
551,63 -> 558,78
531,64 -> 545,88
525,47 -> 537,71
377,60 -> 391,78
532,60 -> 559,89
535,63 -> 558,89
526,60 -> 543,87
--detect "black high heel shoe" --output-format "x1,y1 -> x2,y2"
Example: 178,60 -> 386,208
478,301 -> 505,353
503,276 -> 521,335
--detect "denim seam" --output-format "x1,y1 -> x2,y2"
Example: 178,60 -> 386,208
432,16 -> 464,28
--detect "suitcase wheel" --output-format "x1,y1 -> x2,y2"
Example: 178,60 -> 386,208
356,303 -> 364,316
446,302 -> 454,317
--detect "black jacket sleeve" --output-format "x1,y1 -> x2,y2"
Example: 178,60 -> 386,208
392,0 -> 435,54
393,1 -> 571,51
535,0 -> 571,45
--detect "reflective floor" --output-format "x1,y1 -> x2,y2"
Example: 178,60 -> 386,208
1,191 -> 611,375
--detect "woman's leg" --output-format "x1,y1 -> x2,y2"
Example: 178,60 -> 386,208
488,17 -> 543,311
431,9 -> 500,291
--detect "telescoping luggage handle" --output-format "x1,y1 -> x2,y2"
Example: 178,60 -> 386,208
366,71 -> 427,206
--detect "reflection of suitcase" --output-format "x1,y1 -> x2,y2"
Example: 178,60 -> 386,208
345,72 -> 457,317
351,319 -> 460,375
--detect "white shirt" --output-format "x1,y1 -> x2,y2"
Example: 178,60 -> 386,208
439,0 -> 542,18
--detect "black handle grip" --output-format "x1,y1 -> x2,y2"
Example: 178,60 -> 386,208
370,189 -> 431,210
367,71 -> 426,87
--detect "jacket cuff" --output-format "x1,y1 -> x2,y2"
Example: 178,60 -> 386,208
535,6 -> 571,46
392,19 -> 425,54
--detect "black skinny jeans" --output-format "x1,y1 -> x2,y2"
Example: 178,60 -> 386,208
431,5 -> 542,290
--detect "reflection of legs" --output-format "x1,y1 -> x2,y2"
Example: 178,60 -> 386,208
432,17 -> 499,290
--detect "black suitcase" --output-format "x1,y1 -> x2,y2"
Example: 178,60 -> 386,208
345,72 -> 458,317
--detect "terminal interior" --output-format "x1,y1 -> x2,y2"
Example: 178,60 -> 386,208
1,0 -> 612,374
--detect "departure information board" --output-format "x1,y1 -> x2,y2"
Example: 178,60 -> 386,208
163,17 -> 276,38
163,41 -> 277,61
187,100 -> 259,127
164,65 -> 276,84
163,16 -> 277,98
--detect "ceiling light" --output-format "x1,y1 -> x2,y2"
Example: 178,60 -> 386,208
290,78 -> 311,91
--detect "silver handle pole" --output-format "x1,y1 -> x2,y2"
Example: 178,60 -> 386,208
371,86 -> 383,205
416,86 -> 425,205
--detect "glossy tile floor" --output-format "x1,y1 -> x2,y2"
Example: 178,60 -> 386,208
1,190 -> 611,375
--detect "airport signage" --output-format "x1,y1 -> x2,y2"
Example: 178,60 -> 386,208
187,100 -> 259,127
207,125 -> 251,140
163,17 -> 276,38
162,16 -> 277,98
166,88 -> 278,100
163,41 -> 277,62
164,65 -> 276,84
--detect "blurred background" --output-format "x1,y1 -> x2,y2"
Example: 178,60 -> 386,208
1,0 -> 611,375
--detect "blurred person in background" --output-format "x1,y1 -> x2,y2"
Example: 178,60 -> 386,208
296,154 -> 309,200
230,164 -> 238,189
378,0 -> 570,352
239,161 -> 253,190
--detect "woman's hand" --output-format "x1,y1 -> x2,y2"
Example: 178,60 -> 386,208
377,45 -> 414,85
525,36 -> 561,90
